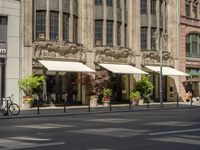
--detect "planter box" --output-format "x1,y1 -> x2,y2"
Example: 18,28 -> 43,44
90,95 -> 98,107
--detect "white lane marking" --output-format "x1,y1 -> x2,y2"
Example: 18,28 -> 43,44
9,137 -> 50,141
0,142 -> 65,150
151,137 -> 200,145
87,118 -> 137,123
148,121 -> 199,127
15,124 -> 73,129
70,128 -> 149,138
149,128 -> 200,136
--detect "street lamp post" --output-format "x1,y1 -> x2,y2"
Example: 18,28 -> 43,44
159,0 -> 167,108
160,33 -> 163,108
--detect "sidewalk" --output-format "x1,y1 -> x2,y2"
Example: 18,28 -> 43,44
0,102 -> 200,119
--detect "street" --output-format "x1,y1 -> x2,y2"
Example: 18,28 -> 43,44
0,107 -> 199,150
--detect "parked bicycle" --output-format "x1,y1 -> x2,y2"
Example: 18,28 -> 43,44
0,94 -> 20,116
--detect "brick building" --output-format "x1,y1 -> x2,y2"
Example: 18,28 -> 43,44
180,0 -> 200,98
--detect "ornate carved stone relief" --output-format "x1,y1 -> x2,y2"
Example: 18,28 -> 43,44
33,41 -> 86,63
94,46 -> 135,65
142,51 -> 174,66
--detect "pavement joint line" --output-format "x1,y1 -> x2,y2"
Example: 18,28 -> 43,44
0,105 -> 199,120
149,128 -> 200,136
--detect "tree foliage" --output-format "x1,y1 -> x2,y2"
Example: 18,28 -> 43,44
136,76 -> 153,97
18,74 -> 45,96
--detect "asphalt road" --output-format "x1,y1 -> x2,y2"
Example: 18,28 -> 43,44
0,107 -> 200,150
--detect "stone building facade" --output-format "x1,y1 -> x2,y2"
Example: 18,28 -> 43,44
180,0 -> 200,98
22,0 -> 184,106
0,0 -> 21,104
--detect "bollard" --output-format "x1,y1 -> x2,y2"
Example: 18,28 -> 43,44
64,99 -> 66,113
109,102 -> 112,111
147,97 -> 150,108
129,102 -> 131,111
190,97 -> 193,106
37,96 -> 40,115
88,99 -> 91,112
176,96 -> 179,107
4,100 -> 9,116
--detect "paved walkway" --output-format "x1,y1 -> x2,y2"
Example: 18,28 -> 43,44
0,102 -> 200,119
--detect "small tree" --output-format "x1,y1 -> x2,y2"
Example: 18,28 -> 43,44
83,71 -> 110,96
18,74 -> 45,97
136,76 -> 153,97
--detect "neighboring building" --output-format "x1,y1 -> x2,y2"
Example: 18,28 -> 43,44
22,0 -> 185,106
0,0 -> 21,104
180,0 -> 200,98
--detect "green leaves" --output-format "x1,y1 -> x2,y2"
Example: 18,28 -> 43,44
136,76 -> 153,96
18,74 -> 45,96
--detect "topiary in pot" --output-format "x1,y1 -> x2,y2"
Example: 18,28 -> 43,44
136,76 -> 153,98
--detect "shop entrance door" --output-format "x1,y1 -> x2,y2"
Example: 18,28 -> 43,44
112,74 -> 123,103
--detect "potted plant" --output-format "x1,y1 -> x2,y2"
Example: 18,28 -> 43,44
82,71 -> 110,107
102,88 -> 112,107
136,76 -> 153,104
129,91 -> 141,105
18,74 -> 45,108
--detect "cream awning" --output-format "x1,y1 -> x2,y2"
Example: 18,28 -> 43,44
145,66 -> 189,76
99,64 -> 148,74
39,60 -> 95,73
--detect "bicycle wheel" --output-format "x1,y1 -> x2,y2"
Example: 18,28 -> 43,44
9,103 -> 20,116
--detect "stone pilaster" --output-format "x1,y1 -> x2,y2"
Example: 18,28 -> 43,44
59,0 -> 63,41
127,0 -> 133,48
147,0 -> 151,50
113,0 -> 117,46
69,0 -> 73,42
46,0 -> 50,40
103,0 -> 107,45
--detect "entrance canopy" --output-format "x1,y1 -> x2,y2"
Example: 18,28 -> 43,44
99,63 -> 148,74
145,66 -> 189,76
39,60 -> 95,73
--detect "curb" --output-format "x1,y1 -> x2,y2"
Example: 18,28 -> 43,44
0,105 -> 199,120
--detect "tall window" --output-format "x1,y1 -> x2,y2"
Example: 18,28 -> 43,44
50,11 -> 58,40
73,16 -> 78,43
95,20 -> 103,45
186,35 -> 190,56
151,0 -> 156,15
117,22 -> 121,46
192,34 -> 198,54
36,11 -> 46,40
106,20 -> 113,46
141,0 -> 147,14
73,0 -> 78,14
124,24 -> 127,47
0,16 -> 7,42
63,13 -> 69,41
117,0 -> 120,8
141,27 -> 147,50
95,0 -> 103,6
186,34 -> 200,58
107,0 -> 113,7
193,2 -> 198,18
185,0 -> 190,17
151,28 -> 156,50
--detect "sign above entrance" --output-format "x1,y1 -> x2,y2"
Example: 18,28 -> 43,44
0,49 -> 7,58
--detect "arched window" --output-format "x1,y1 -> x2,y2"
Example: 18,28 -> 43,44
185,0 -> 190,17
